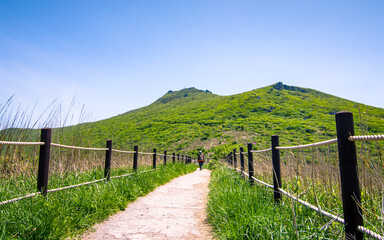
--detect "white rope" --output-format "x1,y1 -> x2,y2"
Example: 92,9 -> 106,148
157,153 -> 165,157
279,188 -> 384,239
276,138 -> 337,150
252,176 -> 274,189
349,135 -> 384,142
0,192 -> 39,206
47,178 -> 106,193
112,149 -> 135,154
235,168 -> 274,189
278,187 -> 345,224
0,140 -> 44,146
251,148 -> 272,153
51,143 -> 108,151
110,169 -> 155,179
357,226 -> 384,240
138,152 -> 154,155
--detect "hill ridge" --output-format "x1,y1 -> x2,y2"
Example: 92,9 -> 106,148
53,82 -> 384,159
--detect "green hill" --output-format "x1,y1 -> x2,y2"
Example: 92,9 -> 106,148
58,83 -> 384,158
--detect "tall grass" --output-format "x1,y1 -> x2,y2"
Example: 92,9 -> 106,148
0,163 -> 196,239
208,166 -> 344,239
220,136 -> 383,238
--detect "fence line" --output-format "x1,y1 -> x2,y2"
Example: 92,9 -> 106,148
0,168 -> 158,207
250,148 -> 272,153
46,178 -> 107,193
230,152 -> 384,240
138,152 -> 154,155
112,149 -> 135,154
51,143 -> 109,151
240,170 -> 274,189
1,128 -> 194,206
275,138 -> 337,150
0,193 -> 39,206
226,111 -> 384,240
0,140 -> 44,146
349,134 -> 384,142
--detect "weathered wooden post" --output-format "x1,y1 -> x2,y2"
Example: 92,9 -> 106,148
336,111 -> 363,239
164,150 -> 167,166
37,128 -> 52,195
233,149 -> 237,170
133,145 -> 138,172
240,147 -> 245,175
153,148 -> 157,169
272,135 -> 282,203
247,143 -> 254,185
104,140 -> 112,180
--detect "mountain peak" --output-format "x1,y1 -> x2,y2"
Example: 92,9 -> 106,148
155,87 -> 214,104
272,82 -> 310,93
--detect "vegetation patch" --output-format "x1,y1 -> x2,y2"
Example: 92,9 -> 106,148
0,163 -> 196,240
207,166 -> 344,239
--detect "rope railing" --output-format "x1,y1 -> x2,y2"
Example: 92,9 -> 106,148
349,134 -> 384,142
278,187 -> 344,224
112,149 -> 135,154
241,170 -> 274,189
51,143 -> 108,151
278,188 -> 384,240
138,152 -> 155,155
0,193 -> 39,206
251,148 -> 272,153
276,138 -> 337,150
0,168 -> 158,206
357,226 -> 384,240
47,178 -> 106,193
0,140 -> 45,146
230,166 -> 384,240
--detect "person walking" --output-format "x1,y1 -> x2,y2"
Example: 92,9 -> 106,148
198,151 -> 205,170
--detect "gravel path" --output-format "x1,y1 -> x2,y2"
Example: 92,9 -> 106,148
81,169 -> 212,240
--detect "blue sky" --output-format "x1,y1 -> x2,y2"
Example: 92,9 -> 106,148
1,1 -> 383,126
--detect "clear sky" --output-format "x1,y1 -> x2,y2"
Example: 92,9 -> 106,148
1,1 -> 383,126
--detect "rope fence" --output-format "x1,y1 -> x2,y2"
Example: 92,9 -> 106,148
112,149 -> 135,154
51,143 -> 108,151
1,128 -> 194,207
0,140 -> 44,146
275,138 -> 337,150
349,134 -> 384,142
225,112 -> 384,240
0,193 -> 39,206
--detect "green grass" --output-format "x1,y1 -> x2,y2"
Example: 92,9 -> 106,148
0,163 -> 196,240
207,166 -> 344,239
44,83 -> 384,160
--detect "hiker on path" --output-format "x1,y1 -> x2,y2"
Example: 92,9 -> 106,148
198,151 -> 205,170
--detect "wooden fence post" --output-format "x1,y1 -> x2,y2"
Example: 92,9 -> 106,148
233,149 -> 237,170
247,143 -> 254,184
272,135 -> 282,203
240,147 -> 245,175
104,140 -> 112,180
164,150 -> 167,166
335,111 -> 363,239
153,148 -> 157,169
37,128 -> 52,195
133,145 -> 138,172
173,153 -> 175,164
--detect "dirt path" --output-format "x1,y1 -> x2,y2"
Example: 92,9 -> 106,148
81,169 -> 213,240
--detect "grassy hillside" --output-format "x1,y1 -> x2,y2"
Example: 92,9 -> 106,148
58,82 -> 384,158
